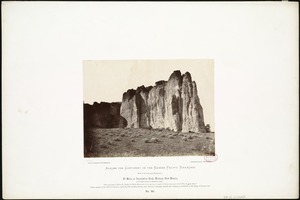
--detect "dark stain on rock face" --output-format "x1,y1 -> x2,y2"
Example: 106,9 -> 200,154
171,95 -> 179,115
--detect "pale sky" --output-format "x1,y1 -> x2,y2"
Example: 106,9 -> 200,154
83,60 -> 214,131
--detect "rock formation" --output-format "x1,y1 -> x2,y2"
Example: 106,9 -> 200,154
84,102 -> 127,129
120,70 -> 206,133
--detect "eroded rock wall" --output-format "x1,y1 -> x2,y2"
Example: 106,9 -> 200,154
84,102 -> 127,129
120,70 -> 206,133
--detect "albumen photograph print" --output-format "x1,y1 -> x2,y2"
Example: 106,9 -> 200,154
83,60 -> 214,157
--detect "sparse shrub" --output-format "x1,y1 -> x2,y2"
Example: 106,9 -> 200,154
205,124 -> 211,133
168,135 -> 174,139
99,144 -> 109,149
161,134 -> 166,138
120,133 -> 125,137
178,133 -> 184,136
188,135 -> 193,139
131,139 -> 135,142
144,137 -> 160,143
206,137 -> 210,140
194,142 -> 202,150
108,141 -> 114,145
113,138 -> 121,141
150,138 -> 159,143
173,133 -> 178,136
182,137 -> 188,141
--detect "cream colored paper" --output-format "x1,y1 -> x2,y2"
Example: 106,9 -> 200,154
2,2 -> 298,199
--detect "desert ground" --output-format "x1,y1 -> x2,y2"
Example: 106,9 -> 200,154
84,128 -> 215,157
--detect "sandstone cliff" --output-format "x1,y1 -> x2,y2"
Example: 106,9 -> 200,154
84,102 -> 127,129
120,70 -> 206,133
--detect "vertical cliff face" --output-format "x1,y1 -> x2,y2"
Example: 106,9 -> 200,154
148,81 -> 166,129
180,72 -> 206,132
163,70 -> 183,131
120,86 -> 153,128
84,102 -> 127,129
120,70 -> 206,133
120,89 -> 138,128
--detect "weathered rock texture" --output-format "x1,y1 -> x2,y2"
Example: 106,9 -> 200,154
84,102 -> 127,129
120,70 -> 206,133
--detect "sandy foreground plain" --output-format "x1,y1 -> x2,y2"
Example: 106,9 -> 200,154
84,128 -> 215,157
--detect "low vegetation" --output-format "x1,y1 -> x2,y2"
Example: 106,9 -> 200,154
84,128 -> 215,157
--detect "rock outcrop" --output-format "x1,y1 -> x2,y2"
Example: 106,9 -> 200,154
120,70 -> 206,133
84,102 -> 127,129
